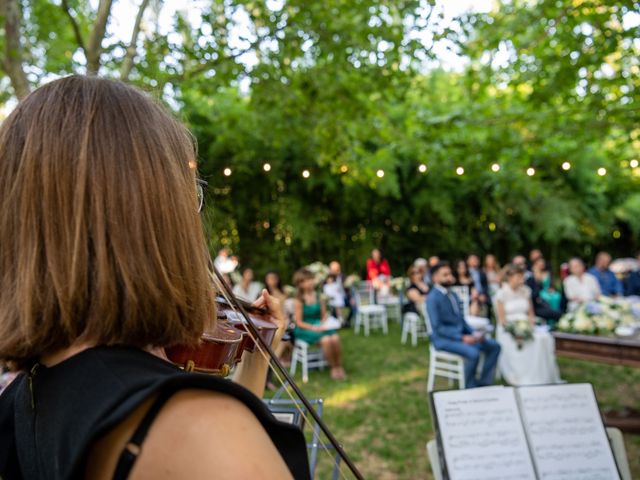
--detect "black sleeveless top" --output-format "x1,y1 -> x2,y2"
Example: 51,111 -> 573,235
0,346 -> 310,480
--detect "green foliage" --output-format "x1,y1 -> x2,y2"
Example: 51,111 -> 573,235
2,0 -> 639,278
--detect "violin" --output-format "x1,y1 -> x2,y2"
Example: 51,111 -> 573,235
165,297 -> 278,376
168,265 -> 364,480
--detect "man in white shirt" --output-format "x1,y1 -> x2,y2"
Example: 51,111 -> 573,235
232,267 -> 262,302
563,258 -> 601,311
213,247 -> 238,274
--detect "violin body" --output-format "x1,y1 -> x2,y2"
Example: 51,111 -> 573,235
165,296 -> 278,376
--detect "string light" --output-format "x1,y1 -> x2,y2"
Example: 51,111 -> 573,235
562,162 -> 571,171
376,169 -> 385,178
526,167 -> 535,176
597,167 -> 607,176
263,163 -> 271,172
302,169 -> 310,178
223,167 -> 232,176
630,159 -> 638,168
456,166 -> 465,176
491,163 -> 500,172
340,165 -> 348,173
418,164 -> 427,173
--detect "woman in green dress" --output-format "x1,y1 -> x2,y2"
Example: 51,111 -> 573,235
293,268 -> 346,380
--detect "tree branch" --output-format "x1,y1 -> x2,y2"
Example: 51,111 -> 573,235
60,0 -> 86,53
0,0 -> 30,99
120,0 -> 151,81
85,0 -> 114,75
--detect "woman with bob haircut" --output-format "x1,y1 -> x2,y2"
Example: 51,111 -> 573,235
0,76 -> 308,479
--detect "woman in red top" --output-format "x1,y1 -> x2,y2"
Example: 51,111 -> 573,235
366,248 -> 392,291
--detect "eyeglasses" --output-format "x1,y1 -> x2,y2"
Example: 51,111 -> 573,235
196,178 -> 207,213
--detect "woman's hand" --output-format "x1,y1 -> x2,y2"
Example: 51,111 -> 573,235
233,289 -> 287,397
252,289 -> 286,338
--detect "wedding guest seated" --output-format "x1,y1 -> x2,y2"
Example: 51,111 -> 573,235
531,258 -> 562,311
624,252 -> 640,296
528,257 -> 563,324
414,257 -> 429,286
467,254 -> 490,314
366,248 -> 392,293
213,247 -> 238,274
323,274 -> 346,320
402,266 -> 429,316
232,267 -> 262,302
453,259 -> 481,316
293,268 -> 346,380
495,264 -> 561,386
563,258 -> 601,311
426,255 -> 440,288
588,251 -> 623,297
483,254 -> 502,297
329,260 -> 354,326
529,248 -> 543,268
426,262 -> 500,389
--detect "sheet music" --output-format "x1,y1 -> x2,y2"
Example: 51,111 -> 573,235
517,384 -> 620,480
433,387 -> 536,480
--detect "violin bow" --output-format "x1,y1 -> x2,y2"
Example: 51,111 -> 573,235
210,263 -> 364,480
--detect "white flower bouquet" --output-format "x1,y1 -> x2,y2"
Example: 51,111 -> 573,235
504,317 -> 533,349
558,297 -> 640,336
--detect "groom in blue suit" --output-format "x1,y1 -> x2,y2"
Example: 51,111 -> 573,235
426,262 -> 501,388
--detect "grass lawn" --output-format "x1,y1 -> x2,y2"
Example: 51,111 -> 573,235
269,322 -> 640,479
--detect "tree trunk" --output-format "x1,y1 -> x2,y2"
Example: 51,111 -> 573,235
85,0 -> 114,75
120,0 -> 151,81
1,0 -> 30,99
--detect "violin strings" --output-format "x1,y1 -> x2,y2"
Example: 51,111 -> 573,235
210,271 -> 353,479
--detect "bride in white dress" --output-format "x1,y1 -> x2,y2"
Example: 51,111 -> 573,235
495,264 -> 560,386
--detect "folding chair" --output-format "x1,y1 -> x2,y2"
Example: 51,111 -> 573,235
353,282 -> 388,336
265,391 -> 342,480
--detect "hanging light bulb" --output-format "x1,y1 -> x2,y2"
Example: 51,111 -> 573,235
491,163 -> 500,172
597,167 -> 607,176
456,166 -> 465,176
630,159 -> 639,168
302,169 -> 310,178
263,163 -> 271,172
418,164 -> 427,173
526,167 -> 535,176
376,169 -> 385,178
223,167 -> 232,176
562,162 -> 571,171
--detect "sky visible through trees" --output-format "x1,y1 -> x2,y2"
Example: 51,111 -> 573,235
1,0 -> 639,277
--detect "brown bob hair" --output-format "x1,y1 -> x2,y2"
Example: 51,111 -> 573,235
0,76 -> 215,369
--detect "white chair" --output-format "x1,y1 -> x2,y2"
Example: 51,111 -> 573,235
290,340 -> 328,383
353,284 -> 388,336
425,310 -> 466,391
426,427 -> 632,480
376,288 -> 402,323
449,285 -> 470,319
401,304 -> 429,347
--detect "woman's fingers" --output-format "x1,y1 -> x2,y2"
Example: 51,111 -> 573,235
253,289 -> 286,330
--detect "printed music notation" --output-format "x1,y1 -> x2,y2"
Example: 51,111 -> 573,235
433,387 -> 537,480
517,384 -> 620,480
431,384 -> 621,480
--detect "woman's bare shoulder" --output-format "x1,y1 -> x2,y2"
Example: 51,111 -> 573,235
86,389 -> 293,480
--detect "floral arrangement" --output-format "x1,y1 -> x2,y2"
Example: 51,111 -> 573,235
557,296 -> 640,335
343,274 -> 361,289
389,276 -> 408,295
504,317 -> 533,349
304,261 -> 330,285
